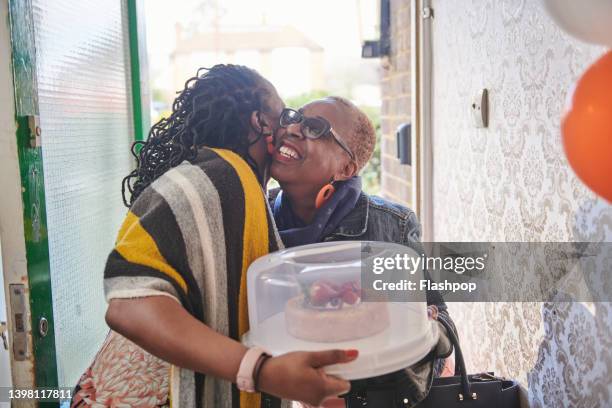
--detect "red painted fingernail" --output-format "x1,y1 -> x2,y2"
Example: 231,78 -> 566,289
345,349 -> 359,358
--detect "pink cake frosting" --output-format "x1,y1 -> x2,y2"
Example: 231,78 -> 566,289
285,280 -> 390,342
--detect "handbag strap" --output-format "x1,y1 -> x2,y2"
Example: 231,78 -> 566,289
437,314 -> 475,401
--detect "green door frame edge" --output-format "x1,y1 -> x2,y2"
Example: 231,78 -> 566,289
6,0 -> 149,398
8,0 -> 59,395
127,0 -> 150,143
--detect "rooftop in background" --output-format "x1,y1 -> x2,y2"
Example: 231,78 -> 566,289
145,0 -> 381,107
173,25 -> 324,55
171,24 -> 326,100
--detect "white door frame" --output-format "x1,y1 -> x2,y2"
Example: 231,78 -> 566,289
411,0 -> 435,241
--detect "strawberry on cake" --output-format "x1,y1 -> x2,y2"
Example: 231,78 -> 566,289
285,279 -> 390,342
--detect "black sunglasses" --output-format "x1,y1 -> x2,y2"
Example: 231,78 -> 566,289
279,108 -> 355,160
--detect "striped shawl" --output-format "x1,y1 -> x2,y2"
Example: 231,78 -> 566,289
104,147 -> 283,408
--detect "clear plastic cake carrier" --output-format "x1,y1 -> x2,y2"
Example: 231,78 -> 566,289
242,241 -> 439,380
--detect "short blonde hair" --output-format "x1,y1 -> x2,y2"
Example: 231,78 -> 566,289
325,96 -> 376,172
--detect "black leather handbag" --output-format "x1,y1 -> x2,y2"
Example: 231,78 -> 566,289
418,315 -> 521,408
263,315 -> 521,408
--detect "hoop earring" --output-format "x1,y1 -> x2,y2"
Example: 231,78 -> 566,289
315,181 -> 336,209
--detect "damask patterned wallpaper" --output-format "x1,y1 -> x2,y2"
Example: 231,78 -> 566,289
430,1 -> 612,406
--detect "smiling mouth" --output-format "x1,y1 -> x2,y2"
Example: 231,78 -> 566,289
274,141 -> 303,163
279,145 -> 299,159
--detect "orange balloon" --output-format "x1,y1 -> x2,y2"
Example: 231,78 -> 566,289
562,50 -> 612,202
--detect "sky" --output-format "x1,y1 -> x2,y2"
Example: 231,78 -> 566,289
143,0 -> 380,103
144,0 -> 378,64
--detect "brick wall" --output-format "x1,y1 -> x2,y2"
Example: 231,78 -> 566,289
380,0 -> 412,207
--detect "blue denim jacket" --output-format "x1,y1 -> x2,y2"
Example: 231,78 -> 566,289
320,193 -> 422,244
269,188 -> 421,243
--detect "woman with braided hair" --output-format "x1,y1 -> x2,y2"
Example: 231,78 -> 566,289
71,65 -> 357,408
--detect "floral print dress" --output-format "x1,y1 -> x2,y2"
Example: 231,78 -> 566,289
71,330 -> 170,407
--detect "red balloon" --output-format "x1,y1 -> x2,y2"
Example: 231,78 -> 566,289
562,50 -> 612,202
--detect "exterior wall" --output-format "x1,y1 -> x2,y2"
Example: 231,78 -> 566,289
379,0 -> 412,207
381,0 -> 612,406
429,2 -> 612,405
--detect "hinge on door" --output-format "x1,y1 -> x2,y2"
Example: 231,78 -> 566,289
422,7 -> 434,19
9,284 -> 28,360
27,115 -> 41,148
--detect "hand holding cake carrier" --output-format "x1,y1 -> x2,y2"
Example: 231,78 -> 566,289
242,241 -> 440,381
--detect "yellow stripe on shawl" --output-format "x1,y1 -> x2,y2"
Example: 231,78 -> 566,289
212,148 -> 269,408
115,211 -> 188,293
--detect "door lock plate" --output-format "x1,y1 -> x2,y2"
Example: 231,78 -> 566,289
9,284 -> 28,360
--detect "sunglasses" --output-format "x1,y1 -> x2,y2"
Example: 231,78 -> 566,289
279,108 -> 355,160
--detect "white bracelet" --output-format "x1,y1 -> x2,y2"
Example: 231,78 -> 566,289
236,347 -> 267,393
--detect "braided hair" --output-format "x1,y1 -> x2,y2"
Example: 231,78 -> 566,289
122,64 -> 272,207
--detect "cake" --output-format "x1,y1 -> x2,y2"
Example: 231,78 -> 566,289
285,279 -> 390,342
